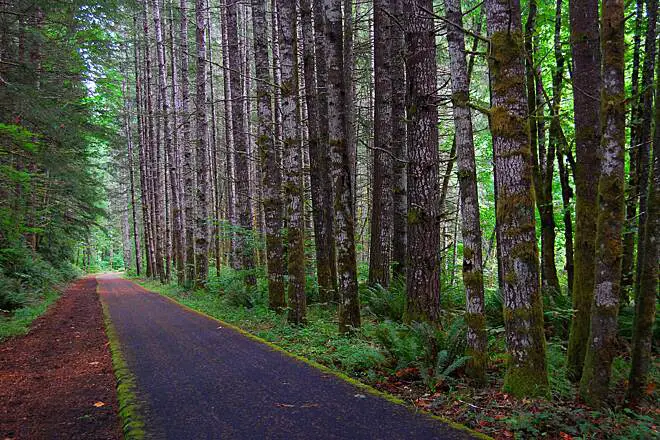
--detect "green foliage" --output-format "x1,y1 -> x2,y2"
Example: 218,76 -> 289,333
0,288 -> 60,341
360,276 -> 406,321
0,244 -> 80,312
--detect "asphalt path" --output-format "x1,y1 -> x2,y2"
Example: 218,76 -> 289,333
98,274 -> 478,440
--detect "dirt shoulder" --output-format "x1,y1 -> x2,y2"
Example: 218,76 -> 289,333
0,276 -> 121,440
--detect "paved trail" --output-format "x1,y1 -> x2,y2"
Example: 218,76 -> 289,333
98,274 -> 477,440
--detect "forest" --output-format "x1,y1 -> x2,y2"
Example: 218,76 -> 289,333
0,0 -> 658,438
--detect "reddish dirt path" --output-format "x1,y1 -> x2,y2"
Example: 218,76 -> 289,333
0,277 -> 121,440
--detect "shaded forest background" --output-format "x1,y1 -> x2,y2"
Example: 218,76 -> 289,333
0,0 -> 658,437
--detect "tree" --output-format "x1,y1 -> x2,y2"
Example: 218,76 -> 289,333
633,0 -> 657,302
227,0 -> 256,283
301,0 -> 337,302
484,0 -> 548,397
151,0 -> 185,285
579,0 -> 625,407
402,0 -> 441,324
193,0 -> 210,287
278,0 -> 306,324
627,45 -> 660,404
368,0 -> 393,288
444,0 -> 486,384
252,0 -> 285,310
390,0 -> 407,279
566,0 -> 601,382
323,0 -> 361,332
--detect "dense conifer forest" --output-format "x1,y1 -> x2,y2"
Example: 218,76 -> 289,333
1,0 -> 658,437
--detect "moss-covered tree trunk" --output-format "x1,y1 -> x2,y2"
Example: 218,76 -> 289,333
278,0 -> 306,324
252,0 -> 285,310
566,0 -> 601,382
579,0 -> 625,407
444,0 -> 487,384
390,0 -> 407,280
323,0 -> 360,332
626,48 -> 660,404
368,0 -> 393,288
402,0 -> 441,324
484,0 -> 549,398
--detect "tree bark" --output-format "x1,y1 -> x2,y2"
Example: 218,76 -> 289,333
252,0 -> 286,309
485,0 -> 548,398
152,0 -> 185,285
566,0 -> 601,383
390,0 -> 407,279
403,0 -> 441,324
305,0 -> 338,302
621,0 -> 644,299
579,0 -> 625,407
323,0 -> 361,332
444,0 -> 486,384
143,0 -> 166,283
123,66 -> 142,276
368,0 -> 393,288
227,0 -> 256,284
627,48 -> 660,404
278,0 -> 306,324
193,0 -> 210,287
633,0 -> 657,301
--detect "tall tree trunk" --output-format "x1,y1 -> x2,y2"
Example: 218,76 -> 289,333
228,0 -> 256,283
135,22 -> 154,277
627,48 -> 660,404
206,2 -> 222,278
390,0 -> 407,279
180,0 -> 196,287
168,3 -> 185,284
526,0 -> 560,295
403,0 -> 441,324
123,69 -> 142,276
152,0 -> 184,285
633,0 -> 657,301
252,0 -> 286,309
444,0 -> 486,384
557,148 -> 574,294
579,0 -> 625,407
143,0 -> 166,283
306,0 -> 338,302
192,0 -> 210,287
566,0 -> 601,383
368,0 -> 393,288
220,0 -> 236,268
485,0 -> 548,397
323,0 -> 361,332
620,0 -> 644,299
278,0 -> 306,324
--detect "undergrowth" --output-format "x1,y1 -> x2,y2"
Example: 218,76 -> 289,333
0,244 -> 81,341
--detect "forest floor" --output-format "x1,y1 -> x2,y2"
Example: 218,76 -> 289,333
0,276 -> 121,440
98,273 -> 483,439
